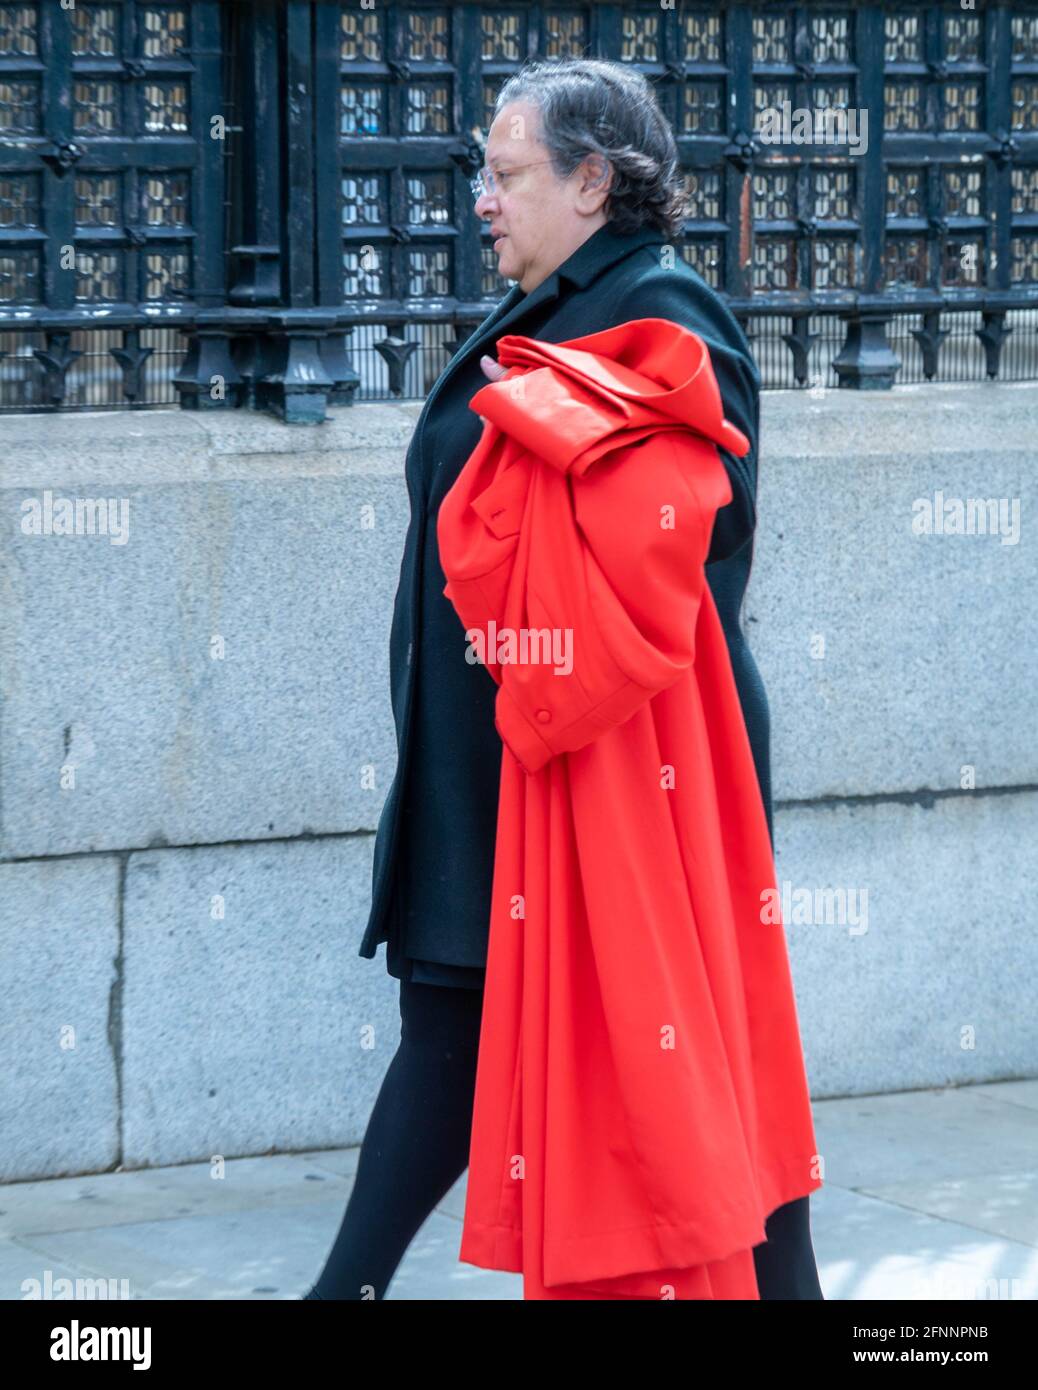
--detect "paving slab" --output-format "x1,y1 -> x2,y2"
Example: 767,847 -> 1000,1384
3,1081 -> 1035,1300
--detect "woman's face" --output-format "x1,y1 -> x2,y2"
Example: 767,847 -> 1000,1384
475,100 -> 612,294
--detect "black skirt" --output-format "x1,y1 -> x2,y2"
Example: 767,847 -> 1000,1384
382,799 -> 488,990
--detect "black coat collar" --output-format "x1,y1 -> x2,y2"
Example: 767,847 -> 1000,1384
463,221 -> 665,362
550,219 -> 666,290
419,222 -> 666,423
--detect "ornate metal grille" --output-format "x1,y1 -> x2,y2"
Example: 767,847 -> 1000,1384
1,0 -> 1037,418
0,0 -> 223,409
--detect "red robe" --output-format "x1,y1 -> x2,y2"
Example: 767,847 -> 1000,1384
435,317 -> 822,1300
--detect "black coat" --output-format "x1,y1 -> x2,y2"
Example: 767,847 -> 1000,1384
357,221 -> 771,975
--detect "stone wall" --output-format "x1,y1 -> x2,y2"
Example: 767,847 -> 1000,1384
0,383 -> 1033,1180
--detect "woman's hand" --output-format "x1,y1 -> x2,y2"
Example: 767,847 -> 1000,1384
480,354 -> 507,382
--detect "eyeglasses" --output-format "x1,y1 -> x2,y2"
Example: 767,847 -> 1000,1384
469,160 -> 555,202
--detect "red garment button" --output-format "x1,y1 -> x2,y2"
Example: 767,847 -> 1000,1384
535,709 -> 551,723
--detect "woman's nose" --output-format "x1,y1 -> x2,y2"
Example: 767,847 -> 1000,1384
474,189 -> 497,219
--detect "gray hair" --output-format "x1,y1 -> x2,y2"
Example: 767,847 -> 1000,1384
491,58 -> 687,240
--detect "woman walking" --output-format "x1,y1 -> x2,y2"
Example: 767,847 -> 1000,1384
305,57 -> 823,1301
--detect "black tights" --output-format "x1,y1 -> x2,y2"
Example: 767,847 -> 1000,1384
304,976 -> 823,1300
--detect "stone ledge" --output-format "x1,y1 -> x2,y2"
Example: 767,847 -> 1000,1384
761,380 -> 1037,460
1,379 -> 1032,477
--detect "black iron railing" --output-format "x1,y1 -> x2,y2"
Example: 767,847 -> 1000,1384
2,0 -> 1037,420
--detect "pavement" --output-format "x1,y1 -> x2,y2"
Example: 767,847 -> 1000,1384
3,1078 -> 1036,1301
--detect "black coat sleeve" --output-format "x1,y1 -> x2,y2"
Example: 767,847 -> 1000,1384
611,271 -> 760,566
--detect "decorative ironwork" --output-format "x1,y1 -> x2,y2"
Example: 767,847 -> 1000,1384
1,1 -> 1037,417
0,0 -> 223,411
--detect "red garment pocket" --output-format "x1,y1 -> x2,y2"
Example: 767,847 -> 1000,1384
470,457 -> 532,539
